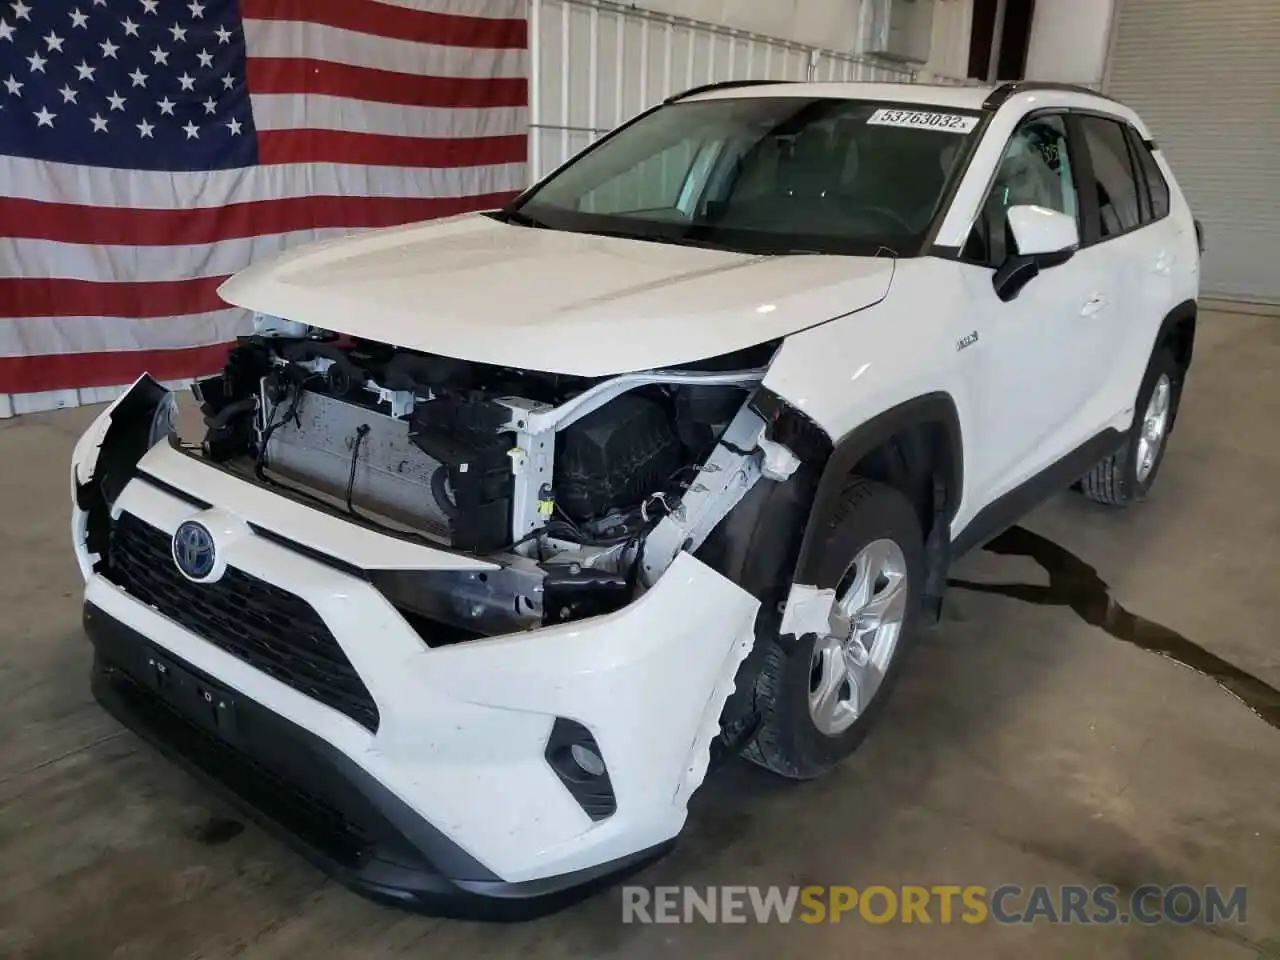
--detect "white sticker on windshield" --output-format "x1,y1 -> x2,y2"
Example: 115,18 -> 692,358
867,108 -> 979,134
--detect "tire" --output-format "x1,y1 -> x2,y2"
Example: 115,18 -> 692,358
1081,345 -> 1181,507
742,477 -> 925,780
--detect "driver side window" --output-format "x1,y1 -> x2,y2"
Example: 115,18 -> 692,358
963,115 -> 1080,267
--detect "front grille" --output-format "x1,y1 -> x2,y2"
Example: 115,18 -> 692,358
105,512 -> 380,732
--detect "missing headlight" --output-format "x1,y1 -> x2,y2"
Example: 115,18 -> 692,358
371,566 -> 544,643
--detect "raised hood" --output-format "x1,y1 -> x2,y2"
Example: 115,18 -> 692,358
218,212 -> 895,377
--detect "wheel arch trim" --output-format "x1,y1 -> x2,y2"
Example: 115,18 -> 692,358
793,392 -> 964,587
1156,298 -> 1197,372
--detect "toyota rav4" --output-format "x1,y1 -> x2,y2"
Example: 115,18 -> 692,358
70,80 -> 1201,919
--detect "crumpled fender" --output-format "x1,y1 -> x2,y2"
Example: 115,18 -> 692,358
71,374 -> 176,580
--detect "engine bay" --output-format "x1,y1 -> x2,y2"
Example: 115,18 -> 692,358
188,319 -> 799,637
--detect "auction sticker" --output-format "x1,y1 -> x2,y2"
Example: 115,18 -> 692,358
867,108 -> 979,134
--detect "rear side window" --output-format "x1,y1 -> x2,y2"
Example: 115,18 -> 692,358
1126,128 -> 1171,221
1080,116 -> 1142,238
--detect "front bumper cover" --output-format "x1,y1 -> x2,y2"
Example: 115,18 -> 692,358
86,602 -> 674,920
71,380 -> 762,912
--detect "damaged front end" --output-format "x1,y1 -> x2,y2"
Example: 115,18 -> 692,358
70,324 -> 830,895
184,318 -> 806,639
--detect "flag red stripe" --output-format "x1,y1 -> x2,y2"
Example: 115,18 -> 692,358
241,0 -> 527,49
2,277 -> 230,320
257,130 -> 526,168
1,193 -> 519,246
246,57 -> 528,108
0,343 -> 233,394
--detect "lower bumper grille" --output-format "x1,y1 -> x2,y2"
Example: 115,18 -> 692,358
104,511 -> 380,732
98,651 -> 373,866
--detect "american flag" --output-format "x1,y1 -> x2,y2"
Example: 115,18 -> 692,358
0,0 -> 528,397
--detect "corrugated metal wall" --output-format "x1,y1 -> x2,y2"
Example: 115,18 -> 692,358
529,0 -> 942,181
632,0 -> 869,54
1105,0 -> 1280,305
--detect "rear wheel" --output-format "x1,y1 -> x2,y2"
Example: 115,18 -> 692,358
1082,346 -> 1181,506
743,478 -> 924,780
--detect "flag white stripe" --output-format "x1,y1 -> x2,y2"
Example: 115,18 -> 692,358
2,230 -> 367,283
0,156 -> 528,208
243,19 -> 527,78
375,0 -> 527,17
0,310 -> 249,359
251,95 -> 527,138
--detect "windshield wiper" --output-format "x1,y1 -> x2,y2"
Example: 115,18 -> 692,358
655,234 -> 820,255
574,228 -> 747,252
491,209 -> 552,229
495,214 -> 819,256
636,233 -> 739,251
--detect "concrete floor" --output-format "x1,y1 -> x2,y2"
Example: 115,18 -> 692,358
1,311 -> 1278,959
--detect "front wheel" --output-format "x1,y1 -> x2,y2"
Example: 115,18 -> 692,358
1081,346 -> 1181,506
743,478 -> 925,780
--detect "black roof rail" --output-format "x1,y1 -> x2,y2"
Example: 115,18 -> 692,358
664,79 -> 793,104
983,81 -> 1123,110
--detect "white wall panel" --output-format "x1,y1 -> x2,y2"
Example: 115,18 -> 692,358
922,0 -> 973,81
634,0 -> 863,54
638,0 -> 974,72
1026,0 -> 1113,86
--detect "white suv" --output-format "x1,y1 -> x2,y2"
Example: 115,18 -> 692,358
70,81 -> 1200,919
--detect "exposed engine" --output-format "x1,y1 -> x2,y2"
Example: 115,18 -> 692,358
189,322 -> 793,636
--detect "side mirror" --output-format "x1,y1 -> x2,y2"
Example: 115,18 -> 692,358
992,205 -> 1079,302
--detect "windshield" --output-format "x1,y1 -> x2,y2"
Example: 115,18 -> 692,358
505,97 -> 981,256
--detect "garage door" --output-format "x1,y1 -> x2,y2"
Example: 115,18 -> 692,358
1104,0 -> 1280,305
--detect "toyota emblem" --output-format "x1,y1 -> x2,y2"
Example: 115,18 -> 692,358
172,520 -> 217,581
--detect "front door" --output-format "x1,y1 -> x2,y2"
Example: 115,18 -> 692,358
955,112 -> 1114,504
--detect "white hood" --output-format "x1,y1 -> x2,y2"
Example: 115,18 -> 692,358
218,212 -> 895,377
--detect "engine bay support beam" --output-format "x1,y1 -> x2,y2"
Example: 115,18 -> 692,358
638,404 -> 767,585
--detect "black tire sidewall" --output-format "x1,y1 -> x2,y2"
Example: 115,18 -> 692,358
1125,346 -> 1180,500
762,481 -> 926,777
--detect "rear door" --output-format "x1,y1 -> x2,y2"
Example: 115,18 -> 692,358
1065,113 -> 1170,429
1115,125 -> 1193,411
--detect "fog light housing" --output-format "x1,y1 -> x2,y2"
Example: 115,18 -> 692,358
545,717 -> 616,821
569,743 -> 605,778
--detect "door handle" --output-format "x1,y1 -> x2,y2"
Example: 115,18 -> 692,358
1081,294 -> 1107,317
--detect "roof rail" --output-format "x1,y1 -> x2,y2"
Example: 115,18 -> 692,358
983,81 -> 1123,110
664,79 -> 793,104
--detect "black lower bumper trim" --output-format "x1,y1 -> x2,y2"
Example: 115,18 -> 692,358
84,602 -> 674,920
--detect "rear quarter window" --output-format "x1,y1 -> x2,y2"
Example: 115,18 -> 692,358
1126,127 -> 1171,221
1079,116 -> 1143,238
